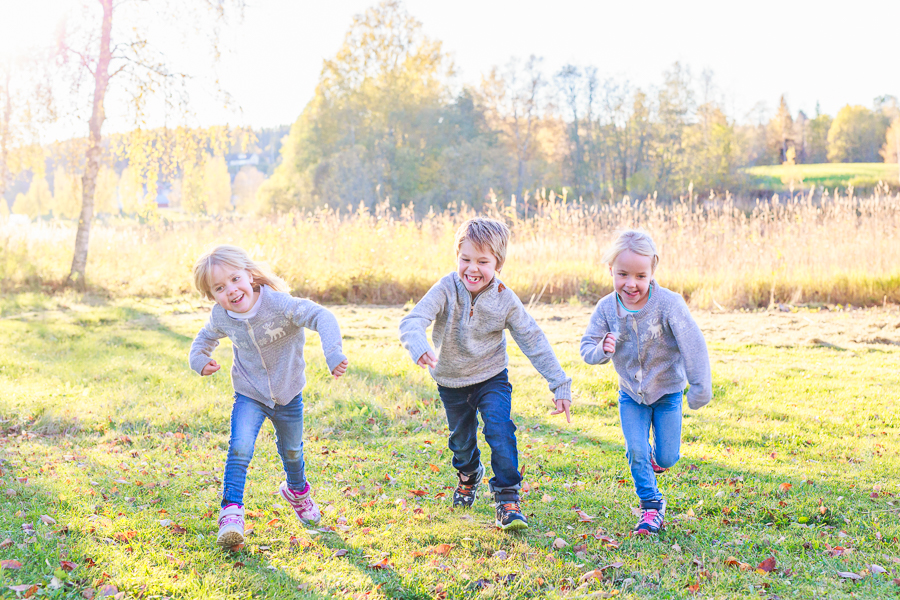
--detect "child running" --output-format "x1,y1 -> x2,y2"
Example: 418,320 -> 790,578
189,245 -> 349,548
580,229 -> 711,535
399,217 -> 572,531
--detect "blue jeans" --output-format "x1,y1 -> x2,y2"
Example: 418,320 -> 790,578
618,390 -> 683,503
221,392 -> 307,507
437,369 -> 521,501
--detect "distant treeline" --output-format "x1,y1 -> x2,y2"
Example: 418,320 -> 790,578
257,1 -> 900,212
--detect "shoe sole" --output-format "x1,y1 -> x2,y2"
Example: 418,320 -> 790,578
217,531 -> 245,548
279,485 -> 321,525
496,519 -> 528,531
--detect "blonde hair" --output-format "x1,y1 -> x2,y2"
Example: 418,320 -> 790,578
192,245 -> 288,300
454,218 -> 510,269
602,229 -> 660,272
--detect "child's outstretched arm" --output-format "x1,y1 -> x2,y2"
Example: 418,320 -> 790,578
580,301 -> 615,365
505,298 -> 573,422
189,321 -> 226,376
288,299 -> 349,378
398,280 -> 447,369
669,297 -> 712,410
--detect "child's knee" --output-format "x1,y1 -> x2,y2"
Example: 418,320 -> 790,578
282,447 -> 303,462
655,450 -> 680,469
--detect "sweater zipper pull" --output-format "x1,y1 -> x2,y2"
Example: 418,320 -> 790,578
469,307 -> 473,318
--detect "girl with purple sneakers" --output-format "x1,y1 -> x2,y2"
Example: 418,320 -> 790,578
580,230 -> 711,535
189,245 -> 349,548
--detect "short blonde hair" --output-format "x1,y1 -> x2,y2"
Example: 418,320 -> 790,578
192,245 -> 288,300
602,229 -> 659,272
454,218 -> 510,269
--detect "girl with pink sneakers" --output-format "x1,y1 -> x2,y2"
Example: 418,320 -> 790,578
580,230 -> 711,535
189,245 -> 349,548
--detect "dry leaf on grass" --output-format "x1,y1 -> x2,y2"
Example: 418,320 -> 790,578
0,560 -> 22,569
757,557 -> 777,573
838,571 -> 862,580
552,538 -> 568,549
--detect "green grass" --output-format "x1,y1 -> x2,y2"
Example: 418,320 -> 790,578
743,163 -> 900,191
0,297 -> 899,598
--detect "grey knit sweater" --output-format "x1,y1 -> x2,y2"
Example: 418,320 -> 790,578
580,282 -> 711,409
189,285 -> 347,408
399,272 -> 572,400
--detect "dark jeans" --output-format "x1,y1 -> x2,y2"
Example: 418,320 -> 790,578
437,369 -> 521,501
221,392 -> 307,507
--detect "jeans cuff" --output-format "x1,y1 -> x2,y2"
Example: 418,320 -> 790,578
489,481 -> 521,502
640,498 -> 664,510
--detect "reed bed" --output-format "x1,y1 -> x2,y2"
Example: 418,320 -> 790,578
1,187 -> 898,308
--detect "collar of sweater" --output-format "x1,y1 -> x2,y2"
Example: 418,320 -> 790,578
452,271 -> 503,301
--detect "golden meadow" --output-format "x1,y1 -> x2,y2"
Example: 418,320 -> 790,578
2,188 -> 899,309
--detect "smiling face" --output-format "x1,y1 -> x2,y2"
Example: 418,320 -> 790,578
209,264 -> 259,313
610,249 -> 655,310
457,239 -> 499,297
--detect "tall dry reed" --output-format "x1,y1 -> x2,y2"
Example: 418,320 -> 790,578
2,187 -> 898,308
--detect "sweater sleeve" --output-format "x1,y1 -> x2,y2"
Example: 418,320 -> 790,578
189,319 -> 226,374
505,296 -> 572,401
669,296 -> 712,410
287,299 -> 347,373
398,279 -> 447,364
580,300 -> 614,365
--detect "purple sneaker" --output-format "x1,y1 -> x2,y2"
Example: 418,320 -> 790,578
217,503 -> 245,548
279,481 -> 321,525
633,498 -> 666,535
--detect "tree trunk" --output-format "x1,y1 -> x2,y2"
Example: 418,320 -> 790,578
0,68 -> 10,203
66,0 -> 112,290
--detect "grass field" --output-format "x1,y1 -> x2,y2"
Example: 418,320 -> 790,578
743,163 -> 900,192
0,294 -> 898,599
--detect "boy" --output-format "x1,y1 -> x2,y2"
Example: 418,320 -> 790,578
399,217 -> 572,531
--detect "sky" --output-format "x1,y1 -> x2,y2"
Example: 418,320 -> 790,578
2,0 -> 899,140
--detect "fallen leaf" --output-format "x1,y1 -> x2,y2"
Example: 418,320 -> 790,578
233,562 -> 245,569
686,583 -> 700,593
757,557 -> 776,573
60,560 -> 78,572
0,539 -> 11,549
724,556 -> 752,571
429,464 -> 440,472
778,483 -> 792,494
98,585 -> 119,597
574,509 -> 595,522
580,569 -> 604,582
870,564 -> 887,575
837,571 -> 862,580
8,585 -> 33,593
542,494 -> 554,503
332,549 -> 348,558
40,515 -> 57,525
0,560 -> 23,569
552,537 -> 568,549
368,557 -> 392,570
430,543 -> 455,556
81,588 -> 95,599
112,531 -> 137,542
493,550 -> 508,560
408,489 -> 427,497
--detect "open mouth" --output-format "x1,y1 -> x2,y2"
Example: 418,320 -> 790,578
465,274 -> 482,285
230,293 -> 245,305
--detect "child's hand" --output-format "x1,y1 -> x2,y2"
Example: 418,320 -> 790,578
416,350 -> 437,369
332,359 -> 349,379
201,360 -> 220,376
602,332 -> 617,355
550,398 -> 572,423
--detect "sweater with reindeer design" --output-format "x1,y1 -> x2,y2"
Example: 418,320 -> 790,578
189,285 -> 347,408
580,281 -> 711,409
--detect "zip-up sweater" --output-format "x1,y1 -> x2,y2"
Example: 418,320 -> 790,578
399,272 -> 572,400
580,281 -> 711,409
189,285 -> 347,408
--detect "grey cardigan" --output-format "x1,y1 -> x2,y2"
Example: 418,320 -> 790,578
189,285 -> 347,408
580,282 -> 711,409
399,272 -> 572,400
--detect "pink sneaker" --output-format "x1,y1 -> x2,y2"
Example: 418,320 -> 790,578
217,503 -> 245,548
279,481 -> 321,525
650,452 -> 668,474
